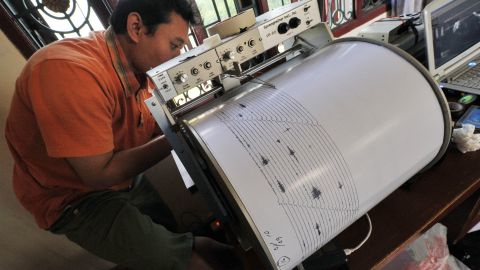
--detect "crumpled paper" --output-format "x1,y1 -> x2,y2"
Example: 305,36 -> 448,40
452,124 -> 480,153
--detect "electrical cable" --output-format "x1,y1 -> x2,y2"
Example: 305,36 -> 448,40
343,213 -> 372,256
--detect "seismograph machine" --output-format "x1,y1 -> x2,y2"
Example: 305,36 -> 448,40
145,1 -> 452,269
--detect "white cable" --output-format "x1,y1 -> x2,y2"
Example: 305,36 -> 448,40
343,213 -> 372,256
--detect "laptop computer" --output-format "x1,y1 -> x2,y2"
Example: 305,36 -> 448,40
423,0 -> 480,94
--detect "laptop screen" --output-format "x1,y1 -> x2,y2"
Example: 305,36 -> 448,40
431,0 -> 480,69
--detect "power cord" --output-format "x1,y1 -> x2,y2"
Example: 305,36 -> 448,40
296,214 -> 372,269
343,213 -> 372,256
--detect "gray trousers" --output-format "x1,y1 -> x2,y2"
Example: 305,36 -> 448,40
49,178 -> 193,270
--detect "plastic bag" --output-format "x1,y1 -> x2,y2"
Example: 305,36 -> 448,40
382,223 -> 470,270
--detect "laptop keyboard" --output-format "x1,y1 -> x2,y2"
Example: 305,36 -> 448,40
452,64 -> 480,89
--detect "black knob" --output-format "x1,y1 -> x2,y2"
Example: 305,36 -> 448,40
191,67 -> 199,75
277,22 -> 290,34
223,51 -> 235,60
289,17 -> 301,29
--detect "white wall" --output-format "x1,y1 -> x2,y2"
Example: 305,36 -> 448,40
0,31 -> 24,212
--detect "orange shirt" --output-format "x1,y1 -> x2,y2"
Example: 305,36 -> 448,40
5,28 -> 157,229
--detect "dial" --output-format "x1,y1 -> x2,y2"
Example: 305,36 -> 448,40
289,17 -> 301,29
223,51 -> 235,60
277,22 -> 290,34
191,67 -> 199,76
237,45 -> 244,53
175,73 -> 188,84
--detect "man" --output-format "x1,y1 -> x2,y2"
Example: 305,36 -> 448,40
5,0 -> 240,269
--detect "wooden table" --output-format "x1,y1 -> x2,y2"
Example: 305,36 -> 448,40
333,146 -> 480,269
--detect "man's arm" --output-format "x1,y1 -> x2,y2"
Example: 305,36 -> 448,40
67,135 -> 171,189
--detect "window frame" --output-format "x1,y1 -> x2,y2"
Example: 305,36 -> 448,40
0,2 -> 37,58
326,0 -> 388,37
0,0 -> 114,59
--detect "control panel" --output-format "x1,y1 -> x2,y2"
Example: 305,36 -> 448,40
215,29 -> 263,70
257,1 -> 322,50
148,48 -> 222,102
146,0 -> 321,103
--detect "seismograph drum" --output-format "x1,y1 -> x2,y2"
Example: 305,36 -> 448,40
183,38 -> 451,270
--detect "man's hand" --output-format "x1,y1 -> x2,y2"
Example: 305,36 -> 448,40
67,135 -> 171,189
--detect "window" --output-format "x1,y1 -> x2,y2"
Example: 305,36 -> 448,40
267,0 -> 292,11
0,0 -> 112,58
196,0 -> 238,28
325,0 -> 355,27
23,0 -> 105,39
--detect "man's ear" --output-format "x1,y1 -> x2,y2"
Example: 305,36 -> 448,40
126,12 -> 144,43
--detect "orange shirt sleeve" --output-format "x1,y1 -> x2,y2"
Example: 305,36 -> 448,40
27,59 -> 114,158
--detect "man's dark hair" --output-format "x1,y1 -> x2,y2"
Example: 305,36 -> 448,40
110,0 -> 201,35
